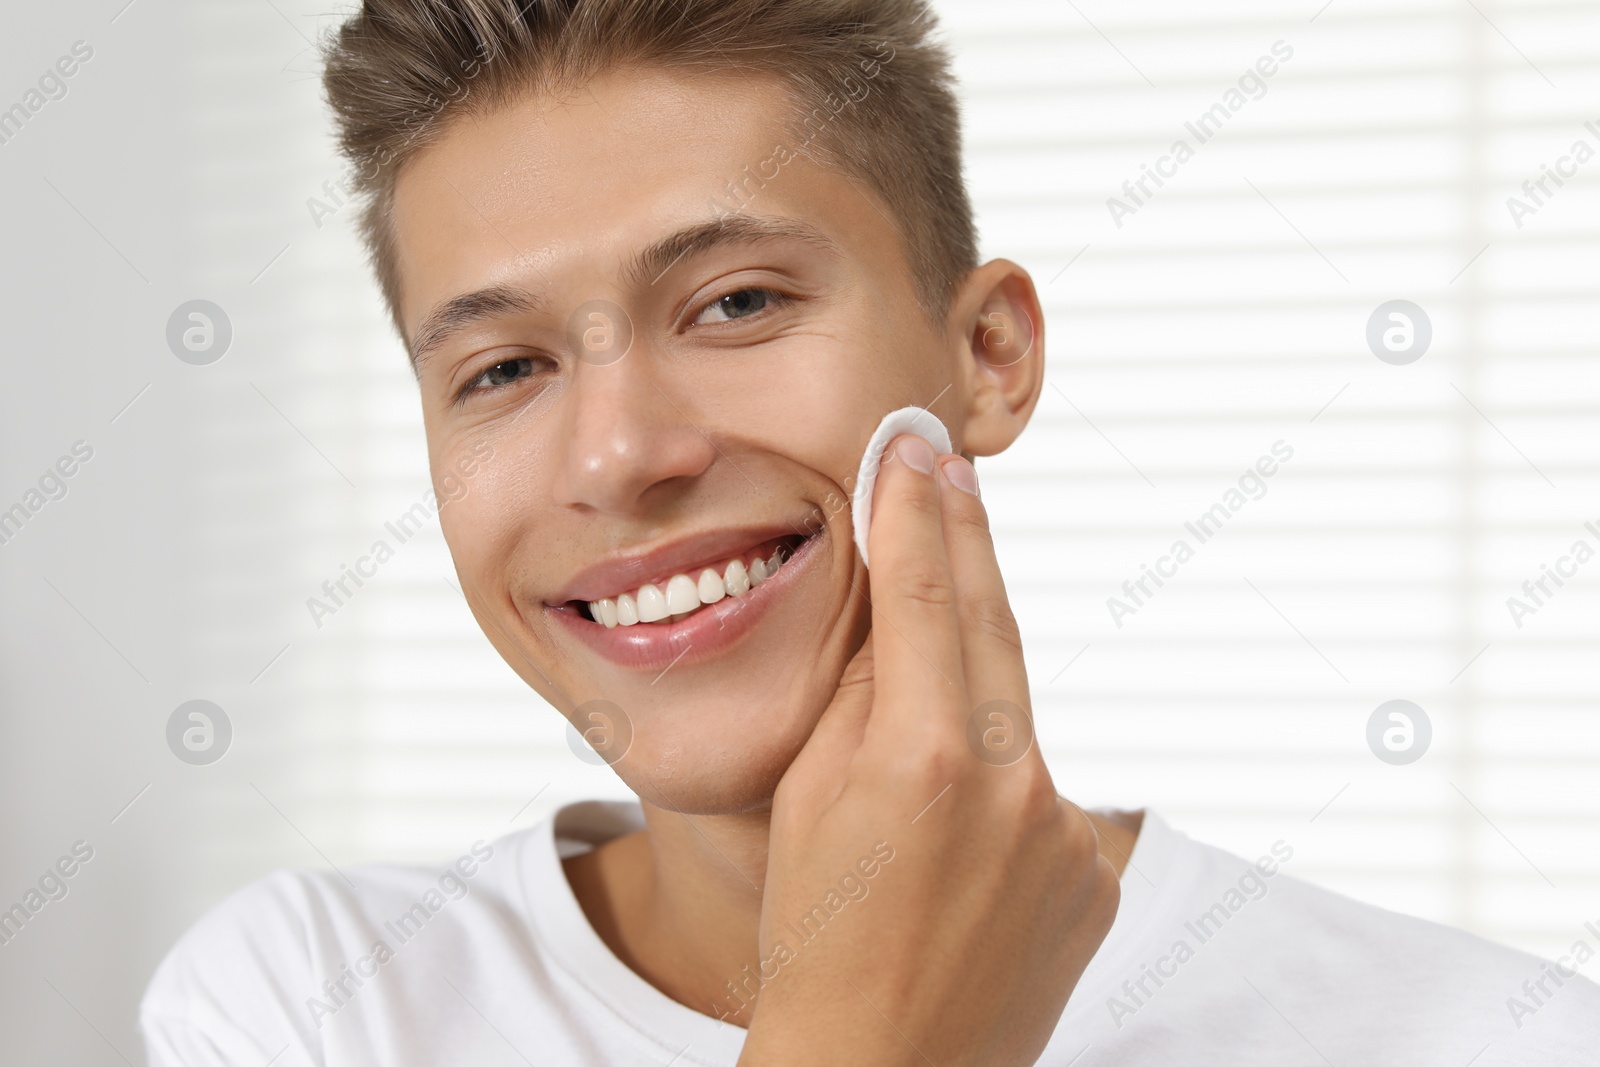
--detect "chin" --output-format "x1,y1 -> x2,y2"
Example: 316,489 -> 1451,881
610,704 -> 821,816
588,610 -> 860,817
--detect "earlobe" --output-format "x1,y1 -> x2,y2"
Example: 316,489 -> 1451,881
952,260 -> 1046,458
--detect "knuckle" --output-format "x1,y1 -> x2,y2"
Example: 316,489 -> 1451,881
893,481 -> 944,525
927,731 -> 975,780
1007,764 -> 1062,826
884,557 -> 955,611
1020,760 -> 1061,809
884,729 -> 968,790
926,734 -> 971,782
959,592 -> 1023,652
952,500 -> 996,543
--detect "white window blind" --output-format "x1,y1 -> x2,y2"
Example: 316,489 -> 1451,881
185,0 -> 1600,967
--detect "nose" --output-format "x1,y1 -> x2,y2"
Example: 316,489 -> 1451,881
551,354 -> 718,516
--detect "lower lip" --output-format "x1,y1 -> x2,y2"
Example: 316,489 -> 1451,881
548,532 -> 823,672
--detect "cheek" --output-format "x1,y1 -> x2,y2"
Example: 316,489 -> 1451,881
673,328 -> 936,492
434,428 -> 556,571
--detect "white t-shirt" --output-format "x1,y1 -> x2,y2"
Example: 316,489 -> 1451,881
141,801 -> 1600,1065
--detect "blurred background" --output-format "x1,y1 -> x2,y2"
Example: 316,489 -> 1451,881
2,0 -> 1597,1061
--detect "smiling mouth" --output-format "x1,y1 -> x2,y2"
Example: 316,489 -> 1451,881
570,533 -> 807,628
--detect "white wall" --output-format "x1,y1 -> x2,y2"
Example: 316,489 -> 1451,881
0,1 -> 1595,1061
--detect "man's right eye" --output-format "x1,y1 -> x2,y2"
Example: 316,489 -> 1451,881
482,358 -> 534,388
457,356 -> 538,402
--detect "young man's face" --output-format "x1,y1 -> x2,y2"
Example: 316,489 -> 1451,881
391,67 -> 1021,813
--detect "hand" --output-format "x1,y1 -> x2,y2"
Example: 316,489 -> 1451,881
739,435 -> 1120,1067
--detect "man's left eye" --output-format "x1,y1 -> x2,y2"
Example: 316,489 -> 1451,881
695,288 -> 780,325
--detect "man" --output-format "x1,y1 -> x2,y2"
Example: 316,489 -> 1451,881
142,2 -> 1600,1063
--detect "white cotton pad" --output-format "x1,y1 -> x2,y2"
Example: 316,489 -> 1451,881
851,406 -> 953,568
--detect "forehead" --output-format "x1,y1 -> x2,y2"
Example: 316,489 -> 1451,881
389,67 -> 896,331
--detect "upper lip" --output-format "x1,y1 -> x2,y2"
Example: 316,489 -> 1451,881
545,522 -> 813,604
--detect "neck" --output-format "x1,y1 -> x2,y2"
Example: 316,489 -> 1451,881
562,798 -> 1140,1028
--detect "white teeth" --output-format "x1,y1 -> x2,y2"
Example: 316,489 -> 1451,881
753,548 -> 785,587
635,583 -> 669,623
698,568 -> 726,604
665,574 -> 700,614
724,558 -> 751,597
587,544 -> 795,627
615,592 -> 639,626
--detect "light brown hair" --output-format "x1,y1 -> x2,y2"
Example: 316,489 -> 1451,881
321,0 -> 978,343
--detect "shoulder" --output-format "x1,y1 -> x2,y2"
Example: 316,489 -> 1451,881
1184,832 -> 1600,1059
140,867 -> 343,1066
140,835 -> 532,1066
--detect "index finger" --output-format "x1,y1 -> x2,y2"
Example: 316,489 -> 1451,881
862,434 -> 967,733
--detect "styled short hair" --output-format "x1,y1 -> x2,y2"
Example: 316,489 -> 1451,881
320,0 -> 978,340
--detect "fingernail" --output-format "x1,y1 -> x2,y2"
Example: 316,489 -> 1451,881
896,435 -> 935,474
942,456 -> 979,496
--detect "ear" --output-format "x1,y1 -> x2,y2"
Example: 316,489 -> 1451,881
945,259 -> 1045,458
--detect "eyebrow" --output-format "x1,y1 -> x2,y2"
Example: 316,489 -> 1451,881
409,214 -> 841,369
622,214 -> 841,292
411,284 -> 543,370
